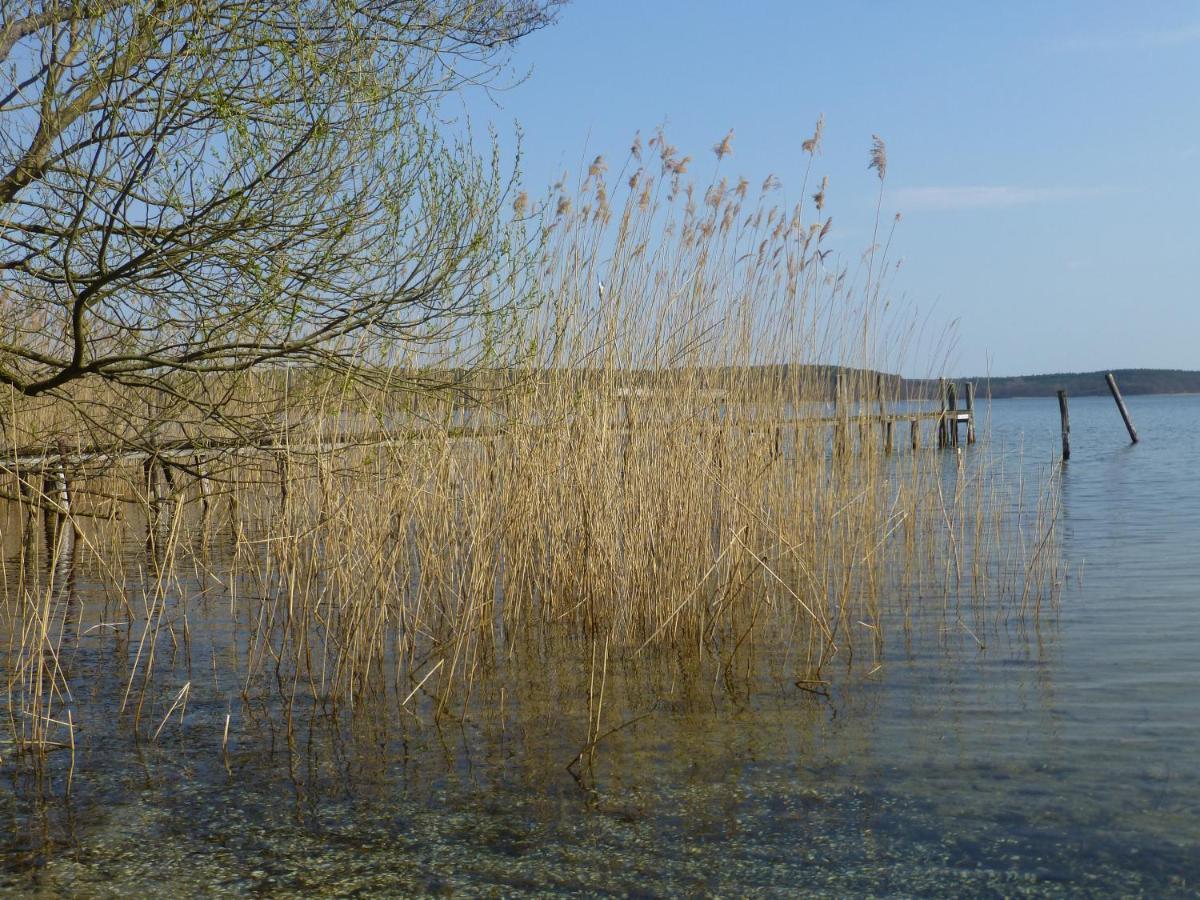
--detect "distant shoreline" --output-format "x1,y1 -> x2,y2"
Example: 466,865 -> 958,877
984,391 -> 1200,400
914,369 -> 1200,400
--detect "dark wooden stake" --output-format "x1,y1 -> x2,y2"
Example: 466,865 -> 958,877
143,457 -> 168,543
937,378 -> 948,449
965,382 -> 976,444
884,420 -> 894,454
275,450 -> 290,512
45,447 -> 77,572
1105,372 -> 1139,444
1057,390 -> 1070,461
43,455 -> 72,553
834,374 -> 848,457
51,441 -> 72,518
195,454 -> 212,521
17,472 -> 35,530
910,418 -> 919,450
947,382 -> 959,448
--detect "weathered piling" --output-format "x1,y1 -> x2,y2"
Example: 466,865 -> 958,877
48,445 -> 72,519
17,472 -> 35,519
194,454 -> 213,522
161,461 -> 177,496
275,448 -> 290,510
910,418 -> 919,450
1057,390 -> 1070,461
144,457 -> 160,524
937,378 -> 948,449
876,373 -> 892,453
143,456 -> 159,504
43,440 -> 74,552
1105,372 -> 1139,444
965,382 -> 976,445
947,382 -> 959,448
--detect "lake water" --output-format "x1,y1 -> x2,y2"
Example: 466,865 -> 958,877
2,394 -> 1198,896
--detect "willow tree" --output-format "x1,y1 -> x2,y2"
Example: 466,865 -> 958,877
0,0 -> 558,443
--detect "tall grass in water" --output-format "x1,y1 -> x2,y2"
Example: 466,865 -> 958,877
0,128 -> 1062,765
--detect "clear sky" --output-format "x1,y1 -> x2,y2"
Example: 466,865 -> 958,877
464,1 -> 1200,377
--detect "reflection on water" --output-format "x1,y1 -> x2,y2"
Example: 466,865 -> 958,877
3,396 -> 1200,896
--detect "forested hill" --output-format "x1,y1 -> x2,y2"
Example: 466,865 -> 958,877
949,369 -> 1200,399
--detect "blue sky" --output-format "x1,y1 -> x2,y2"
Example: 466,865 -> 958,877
464,1 -> 1200,376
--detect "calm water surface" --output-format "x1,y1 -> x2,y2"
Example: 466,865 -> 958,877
2,394 -> 1199,896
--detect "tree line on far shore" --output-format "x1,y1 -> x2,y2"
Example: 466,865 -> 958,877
941,369 -> 1200,399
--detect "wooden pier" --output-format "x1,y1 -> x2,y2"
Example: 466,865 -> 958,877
2,382 -> 979,470
0,381 -> 979,521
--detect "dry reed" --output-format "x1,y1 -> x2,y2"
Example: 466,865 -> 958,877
0,129 -> 1063,768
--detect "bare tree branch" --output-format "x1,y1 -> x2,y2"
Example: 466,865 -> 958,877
1,0 -> 561,440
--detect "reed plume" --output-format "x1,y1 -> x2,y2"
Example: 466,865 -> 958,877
869,134 -> 888,181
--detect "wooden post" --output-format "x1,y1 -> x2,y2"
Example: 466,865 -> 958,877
1105,373 -> 1139,444
144,456 -> 161,527
275,448 -> 290,513
910,418 -> 919,450
17,470 -> 36,534
195,454 -> 212,515
52,440 -> 72,519
161,461 -> 177,497
1057,390 -> 1070,462
144,456 -> 160,503
937,379 -> 948,449
43,442 -> 73,554
834,374 -> 847,457
964,382 -> 976,445
876,373 -> 890,454
196,455 -> 213,540
947,382 -> 959,448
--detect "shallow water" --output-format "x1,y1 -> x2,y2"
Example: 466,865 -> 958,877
2,394 -> 1199,896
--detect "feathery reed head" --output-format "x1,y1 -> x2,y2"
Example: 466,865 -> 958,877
869,134 -> 887,181
813,175 -> 828,212
802,114 -> 824,154
713,129 -> 734,160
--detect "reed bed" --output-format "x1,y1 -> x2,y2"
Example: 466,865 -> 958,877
0,128 -> 1063,769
